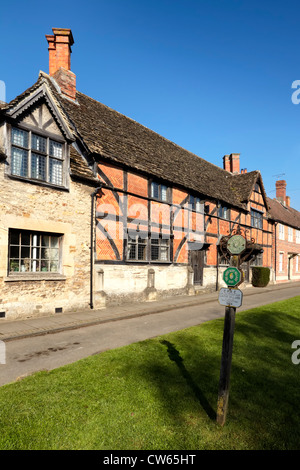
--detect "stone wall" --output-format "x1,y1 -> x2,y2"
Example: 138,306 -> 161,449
0,167 -> 93,320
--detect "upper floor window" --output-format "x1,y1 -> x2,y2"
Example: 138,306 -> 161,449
288,227 -> 293,242
279,223 -> 285,240
296,230 -> 300,244
218,204 -> 229,220
189,195 -> 202,212
11,127 -> 65,187
251,209 -> 263,229
151,181 -> 169,202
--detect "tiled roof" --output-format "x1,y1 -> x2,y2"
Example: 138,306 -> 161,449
267,197 -> 300,229
2,72 -> 265,209
59,88 -> 260,209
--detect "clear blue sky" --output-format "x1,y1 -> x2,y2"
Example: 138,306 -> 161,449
1,0 -> 300,209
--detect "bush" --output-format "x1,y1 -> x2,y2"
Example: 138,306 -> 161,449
252,266 -> 270,287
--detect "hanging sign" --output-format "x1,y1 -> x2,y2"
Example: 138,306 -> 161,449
218,287 -> 243,308
227,234 -> 246,255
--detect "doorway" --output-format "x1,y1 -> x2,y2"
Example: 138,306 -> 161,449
190,250 -> 204,286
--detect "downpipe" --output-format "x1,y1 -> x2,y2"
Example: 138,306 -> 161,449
90,185 -> 102,309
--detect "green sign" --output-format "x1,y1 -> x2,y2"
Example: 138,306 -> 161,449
223,267 -> 242,287
227,235 -> 246,255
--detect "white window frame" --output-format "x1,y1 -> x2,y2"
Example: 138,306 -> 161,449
8,229 -> 63,276
278,224 -> 285,240
279,252 -> 284,272
288,227 -> 293,242
296,230 -> 300,244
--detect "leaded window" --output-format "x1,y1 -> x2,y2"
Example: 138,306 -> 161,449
251,209 -> 263,229
9,229 -> 62,274
11,127 -> 65,187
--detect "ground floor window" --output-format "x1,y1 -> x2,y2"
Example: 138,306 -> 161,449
127,233 -> 170,262
8,229 -> 62,274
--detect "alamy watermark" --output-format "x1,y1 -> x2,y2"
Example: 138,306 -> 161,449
291,340 -> 300,365
96,200 -> 205,249
0,80 -> 5,103
291,80 -> 300,104
0,341 -> 5,365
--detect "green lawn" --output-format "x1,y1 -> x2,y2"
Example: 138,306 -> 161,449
0,296 -> 300,450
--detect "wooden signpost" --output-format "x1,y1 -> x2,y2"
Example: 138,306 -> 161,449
216,227 -> 257,426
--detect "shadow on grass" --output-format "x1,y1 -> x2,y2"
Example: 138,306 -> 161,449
160,340 -> 216,421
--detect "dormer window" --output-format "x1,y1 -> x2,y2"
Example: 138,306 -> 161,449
11,127 -> 65,187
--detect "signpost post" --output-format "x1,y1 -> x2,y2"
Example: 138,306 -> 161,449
216,226 -> 255,426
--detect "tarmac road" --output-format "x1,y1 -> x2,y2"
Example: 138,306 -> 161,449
0,283 -> 299,387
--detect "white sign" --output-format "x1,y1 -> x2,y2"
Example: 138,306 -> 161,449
218,288 -> 243,308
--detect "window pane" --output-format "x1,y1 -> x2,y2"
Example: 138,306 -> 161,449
161,185 -> 168,201
49,159 -> 63,185
50,248 -> 59,261
21,231 -> 31,246
32,134 -> 47,153
31,153 -> 46,180
10,231 -> 20,245
138,243 -> 147,260
41,247 -> 51,260
21,246 -> 30,259
10,260 -> 20,272
51,237 -> 59,248
12,128 -> 28,148
50,140 -> 63,159
160,246 -> 168,261
128,243 -> 136,260
41,260 -> 49,272
10,245 -> 19,258
11,147 -> 28,177
20,259 -> 30,272
151,244 -> 159,260
151,182 -> 159,199
50,261 -> 58,272
42,235 -> 50,247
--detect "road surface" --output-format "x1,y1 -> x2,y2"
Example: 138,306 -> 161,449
0,284 -> 299,386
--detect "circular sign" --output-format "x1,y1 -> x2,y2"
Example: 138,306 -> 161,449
227,235 -> 246,255
223,267 -> 242,287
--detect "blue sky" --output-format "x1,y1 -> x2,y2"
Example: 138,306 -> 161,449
1,0 -> 300,209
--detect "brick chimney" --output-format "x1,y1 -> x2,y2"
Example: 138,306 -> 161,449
276,180 -> 286,204
223,155 -> 231,172
286,196 -> 290,207
45,28 -> 76,101
223,153 -> 240,174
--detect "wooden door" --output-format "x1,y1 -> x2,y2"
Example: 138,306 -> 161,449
190,250 -> 204,286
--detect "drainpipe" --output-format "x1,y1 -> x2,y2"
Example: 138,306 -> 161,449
274,222 -> 277,282
90,185 -> 102,309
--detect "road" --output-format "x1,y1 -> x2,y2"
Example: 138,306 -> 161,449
0,284 -> 299,387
